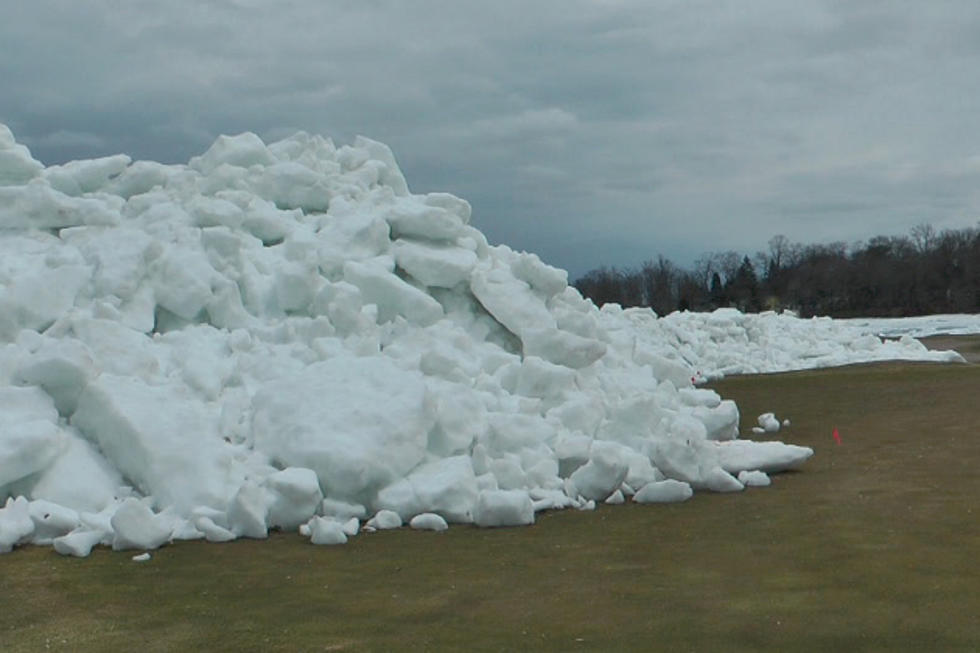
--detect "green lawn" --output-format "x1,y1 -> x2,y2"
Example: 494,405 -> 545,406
2,360 -> 979,652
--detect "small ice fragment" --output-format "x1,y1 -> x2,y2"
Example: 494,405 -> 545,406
309,517 -> 348,545
737,470 -> 771,487
409,513 -> 449,531
365,510 -> 402,530
757,412 -> 781,433
604,490 -> 625,505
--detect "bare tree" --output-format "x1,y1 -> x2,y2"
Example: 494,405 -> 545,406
641,256 -> 678,315
910,223 -> 936,254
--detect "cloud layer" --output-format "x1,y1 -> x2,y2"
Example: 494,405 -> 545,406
4,1 -> 980,277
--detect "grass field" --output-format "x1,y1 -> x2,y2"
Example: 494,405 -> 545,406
2,351 -> 979,652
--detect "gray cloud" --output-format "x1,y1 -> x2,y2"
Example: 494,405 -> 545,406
3,1 -> 980,278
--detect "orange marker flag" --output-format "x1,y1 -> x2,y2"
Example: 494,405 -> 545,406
832,427 -> 841,445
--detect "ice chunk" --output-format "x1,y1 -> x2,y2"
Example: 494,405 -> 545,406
521,327 -> 606,369
428,388 -> 487,456
470,262 -> 556,337
53,528 -> 106,557
714,440 -> 814,474
227,482 -> 270,539
44,155 -> 131,195
366,509 -> 403,530
189,196 -> 244,229
69,318 -> 161,379
391,238 -> 478,288
265,467 -> 323,530
354,136 -> 410,197
489,455 -> 526,491
375,455 -> 478,523
241,198 -> 296,244
29,431 -> 123,513
566,443 -> 629,501
758,412 -> 781,433
605,490 -> 626,504
621,448 -> 665,490
195,515 -> 236,542
251,356 -> 434,506
485,413 -> 556,453
632,480 -> 694,503
694,401 -> 740,441
106,160 -> 174,198
72,375 -> 243,513
0,183 -> 121,229
0,234 -> 91,338
553,433 -> 593,477
648,418 -> 710,485
530,488 -> 575,512
320,498 -> 367,521
339,517 -> 359,536
509,251 -> 567,298
252,161 -> 330,212
171,518 -> 204,541
702,466 -> 744,493
190,132 -> 276,173
384,199 -> 465,241
678,388 -> 722,408
409,512 -> 449,531
316,204 -> 391,276
150,246 -> 215,321
343,259 -> 443,326
309,516 -> 348,545
0,497 -> 35,553
515,356 -> 577,401
15,338 -> 97,416
473,489 -> 534,527
110,498 -> 174,551
0,124 -> 43,185
0,387 -> 66,489
738,470 -> 771,487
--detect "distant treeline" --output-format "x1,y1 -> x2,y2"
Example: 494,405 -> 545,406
573,225 -> 980,318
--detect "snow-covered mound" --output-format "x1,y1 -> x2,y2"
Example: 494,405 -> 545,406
600,307 -> 962,380
1,122 -> 948,557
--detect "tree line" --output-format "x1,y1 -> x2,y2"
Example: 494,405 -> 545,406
573,224 -> 980,318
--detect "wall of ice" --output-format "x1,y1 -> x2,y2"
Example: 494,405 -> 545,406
0,123 -> 949,556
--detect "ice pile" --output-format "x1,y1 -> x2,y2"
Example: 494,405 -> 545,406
840,314 -> 980,339
607,308 -> 964,380
4,120 -> 936,557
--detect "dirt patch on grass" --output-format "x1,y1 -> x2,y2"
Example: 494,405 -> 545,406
2,362 -> 979,651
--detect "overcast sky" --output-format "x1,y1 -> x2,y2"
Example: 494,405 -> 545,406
4,1 -> 980,278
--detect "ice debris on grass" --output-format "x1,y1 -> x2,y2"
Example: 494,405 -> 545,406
840,314 -> 980,339
758,413 -> 781,433
738,470 -> 771,487
0,123 -> 954,557
410,513 -> 449,531
650,309 -> 964,378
